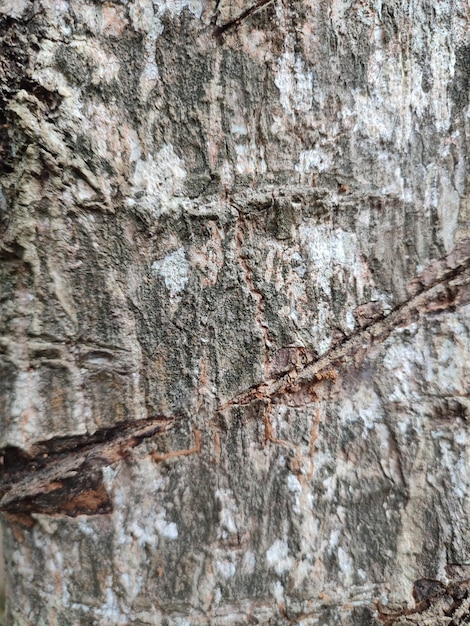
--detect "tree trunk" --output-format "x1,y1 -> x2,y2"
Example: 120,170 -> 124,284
0,0 -> 469,624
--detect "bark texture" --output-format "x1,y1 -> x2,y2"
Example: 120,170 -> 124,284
0,0 -> 469,624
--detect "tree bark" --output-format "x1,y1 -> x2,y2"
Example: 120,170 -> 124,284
0,0 -> 469,624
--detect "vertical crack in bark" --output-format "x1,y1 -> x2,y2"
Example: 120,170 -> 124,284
0,416 -> 174,517
234,208 -> 272,372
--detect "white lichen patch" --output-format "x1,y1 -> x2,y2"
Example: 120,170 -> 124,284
0,0 -> 30,18
275,51 -> 314,116
215,488 -> 239,538
139,28 -> 163,100
299,226 -> 365,291
242,551 -> 256,575
234,141 -> 267,176
297,224 -> 378,352
295,148 -> 332,177
328,529 -> 341,553
151,247 -> 190,299
216,559 -> 237,579
131,143 -> 187,218
310,300 -> 333,355
287,474 -> 309,516
339,386 -> 384,434
8,370 -> 40,440
382,327 -> 428,404
266,539 -> 293,575
155,513 -> 179,540
271,579 -> 286,604
129,0 -> 155,33
287,474 -> 302,493
159,0 -> 204,18
94,578 -> 128,626
337,547 -> 354,585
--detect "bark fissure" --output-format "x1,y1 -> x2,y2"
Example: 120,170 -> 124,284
235,209 -> 272,371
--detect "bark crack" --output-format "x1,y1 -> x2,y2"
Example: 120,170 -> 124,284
213,0 -> 275,36
234,208 -> 272,372
0,416 -> 174,517
219,239 -> 470,411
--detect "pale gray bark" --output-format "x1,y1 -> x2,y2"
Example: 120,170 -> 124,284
0,0 -> 469,624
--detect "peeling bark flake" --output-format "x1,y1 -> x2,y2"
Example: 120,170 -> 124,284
0,417 -> 174,517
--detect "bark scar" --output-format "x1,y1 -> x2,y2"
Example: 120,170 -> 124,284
0,416 -> 174,517
377,577 -> 470,625
213,0 -> 275,36
218,239 -> 470,411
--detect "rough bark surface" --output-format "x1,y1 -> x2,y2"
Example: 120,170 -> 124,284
0,0 -> 469,624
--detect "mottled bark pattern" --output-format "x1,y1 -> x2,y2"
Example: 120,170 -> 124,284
0,0 -> 469,624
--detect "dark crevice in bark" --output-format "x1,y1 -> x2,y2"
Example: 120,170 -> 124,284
18,78 -> 63,111
0,416 -> 174,517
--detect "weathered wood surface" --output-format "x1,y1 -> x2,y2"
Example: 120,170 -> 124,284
0,0 -> 469,624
